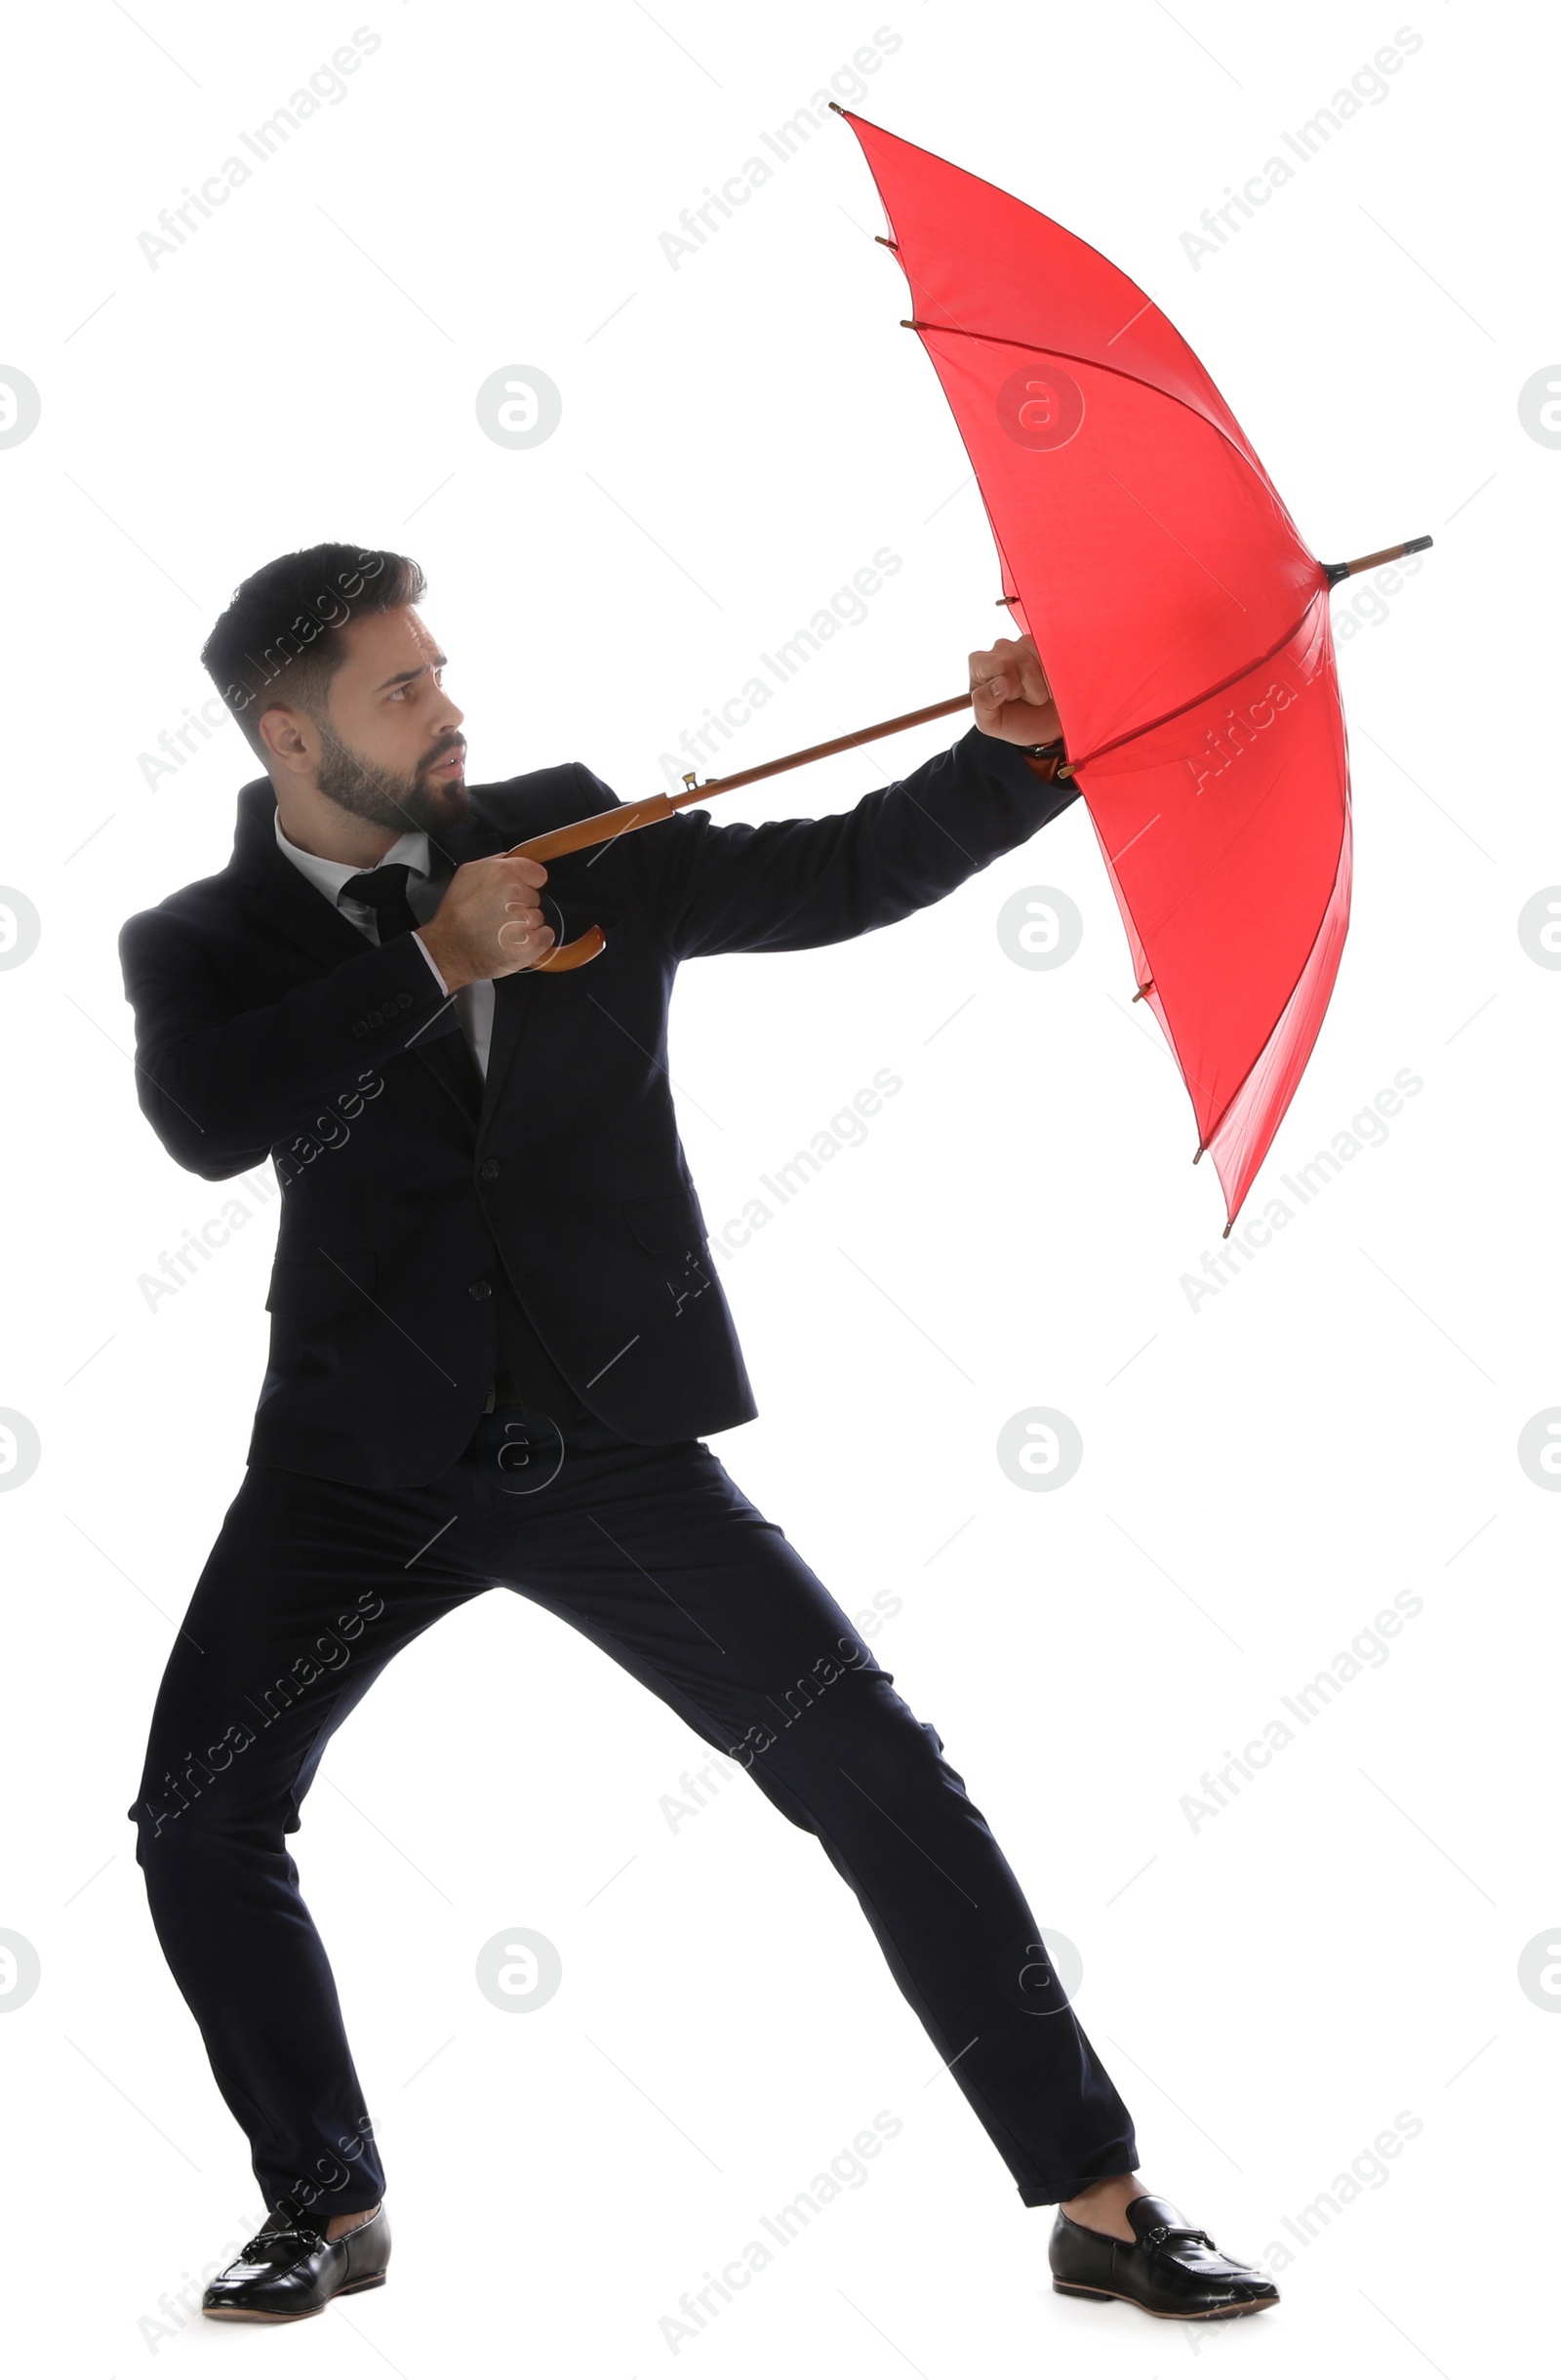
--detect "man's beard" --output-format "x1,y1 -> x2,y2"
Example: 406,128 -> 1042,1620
313,716 -> 466,837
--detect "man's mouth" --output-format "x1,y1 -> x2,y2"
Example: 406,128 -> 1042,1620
430,745 -> 465,778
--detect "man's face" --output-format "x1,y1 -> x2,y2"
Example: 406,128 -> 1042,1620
260,605 -> 468,836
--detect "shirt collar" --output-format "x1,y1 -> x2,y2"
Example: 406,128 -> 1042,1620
273,808 -> 434,908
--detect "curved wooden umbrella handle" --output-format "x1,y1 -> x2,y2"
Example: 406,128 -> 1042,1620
529,924 -> 606,973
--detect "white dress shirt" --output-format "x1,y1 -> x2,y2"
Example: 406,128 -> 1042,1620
273,810 -> 495,1078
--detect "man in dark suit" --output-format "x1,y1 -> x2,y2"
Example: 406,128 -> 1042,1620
121,544 -> 1277,2326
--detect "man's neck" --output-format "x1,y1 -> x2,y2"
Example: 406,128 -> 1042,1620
272,784 -> 405,871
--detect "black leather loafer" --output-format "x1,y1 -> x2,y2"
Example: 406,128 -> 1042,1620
1050,2192 -> 1278,2320
202,2203 -> 390,2320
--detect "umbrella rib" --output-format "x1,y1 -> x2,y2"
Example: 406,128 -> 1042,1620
902,319 -> 1278,494
846,114 -> 1355,1228
892,272 -> 1324,763
901,282 -> 1325,763
962,403 -> 1340,1189
860,151 -> 1260,472
1096,603 -> 1334,950
1072,591 -> 1329,770
1142,723 -> 1349,1175
1135,780 -> 1347,1149
1087,597 -> 1346,1170
1111,824 -> 1340,1212
1195,816 -> 1351,1176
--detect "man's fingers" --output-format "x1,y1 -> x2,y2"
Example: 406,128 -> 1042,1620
482,853 -> 547,887
503,855 -> 548,888
969,652 -> 1010,707
970,633 -> 1047,707
997,633 -> 1045,702
497,918 -> 556,958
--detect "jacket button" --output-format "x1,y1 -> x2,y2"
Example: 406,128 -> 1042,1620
480,1158 -> 500,1180
468,1280 -> 493,1300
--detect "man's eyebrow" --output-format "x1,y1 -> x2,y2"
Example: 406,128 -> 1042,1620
373,650 -> 448,694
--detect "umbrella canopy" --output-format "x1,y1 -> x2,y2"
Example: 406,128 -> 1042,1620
836,106 -> 1372,1231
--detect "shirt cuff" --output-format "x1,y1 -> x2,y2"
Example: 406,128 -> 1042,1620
412,928 -> 450,995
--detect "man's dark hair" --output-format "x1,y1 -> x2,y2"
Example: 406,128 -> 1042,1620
200,543 -> 425,762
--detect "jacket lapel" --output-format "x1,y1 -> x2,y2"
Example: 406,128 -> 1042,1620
409,995 -> 485,1120
478,973 -> 531,1132
223,775 -> 617,1136
230,778 -> 487,1128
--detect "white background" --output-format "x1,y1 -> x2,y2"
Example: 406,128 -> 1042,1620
0,1 -> 1553,2372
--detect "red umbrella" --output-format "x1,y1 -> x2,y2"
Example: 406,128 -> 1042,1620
832,104 -> 1429,1232
513,110 -> 1428,1235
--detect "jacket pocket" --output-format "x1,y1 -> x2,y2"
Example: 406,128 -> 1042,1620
620,1189 -> 707,1253
264,1245 -> 379,1314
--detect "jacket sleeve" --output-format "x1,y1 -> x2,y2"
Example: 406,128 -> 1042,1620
611,727 -> 1081,963
118,908 -> 459,1180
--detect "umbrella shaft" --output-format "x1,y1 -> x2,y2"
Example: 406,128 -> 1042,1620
700,690 -> 975,792
509,696 -> 1070,864
1324,535 -> 1432,585
697,693 -> 1070,794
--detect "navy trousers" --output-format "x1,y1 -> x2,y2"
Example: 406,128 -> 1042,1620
129,1405 -> 1138,2224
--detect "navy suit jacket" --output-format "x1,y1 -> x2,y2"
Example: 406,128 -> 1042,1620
118,728 -> 1078,1485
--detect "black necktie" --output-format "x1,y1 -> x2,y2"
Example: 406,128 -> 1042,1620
340,863 -> 421,944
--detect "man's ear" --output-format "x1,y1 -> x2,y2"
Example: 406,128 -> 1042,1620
260,706 -> 313,777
